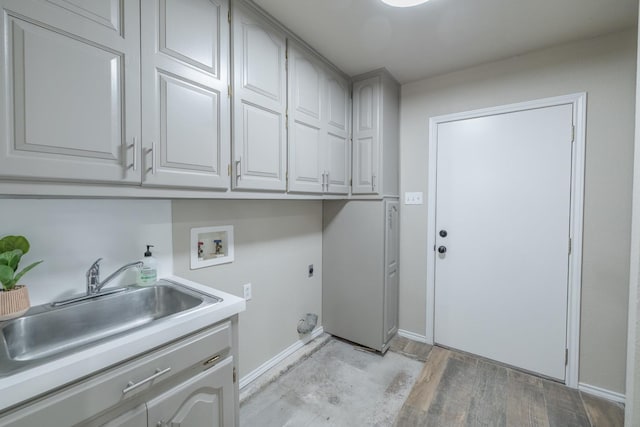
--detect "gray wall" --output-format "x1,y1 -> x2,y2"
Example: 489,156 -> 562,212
171,200 -> 323,378
399,29 -> 637,394
0,199 -> 173,305
626,9 -> 640,425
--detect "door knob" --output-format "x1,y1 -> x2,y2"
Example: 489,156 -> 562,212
438,246 -> 447,254
439,230 -> 448,238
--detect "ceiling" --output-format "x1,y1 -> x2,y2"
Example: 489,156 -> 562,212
251,0 -> 638,84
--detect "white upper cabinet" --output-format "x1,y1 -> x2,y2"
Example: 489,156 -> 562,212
288,44 -> 324,193
288,43 -> 350,195
352,76 -> 379,194
0,0 -> 369,199
141,0 -> 230,190
232,2 -> 287,191
352,70 -> 399,196
325,69 -> 351,194
0,0 -> 141,184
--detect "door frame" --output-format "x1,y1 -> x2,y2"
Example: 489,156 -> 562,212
425,93 -> 586,388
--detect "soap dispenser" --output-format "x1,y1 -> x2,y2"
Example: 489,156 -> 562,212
137,245 -> 158,285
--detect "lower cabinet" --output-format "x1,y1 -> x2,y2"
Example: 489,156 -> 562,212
146,357 -> 235,427
103,405 -> 147,427
322,199 -> 399,352
0,319 -> 239,427
102,357 -> 234,427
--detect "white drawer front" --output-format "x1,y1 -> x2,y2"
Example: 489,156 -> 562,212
0,322 -> 231,427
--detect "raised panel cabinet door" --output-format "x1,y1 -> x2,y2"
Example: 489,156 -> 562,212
383,200 -> 399,343
141,0 -> 230,190
352,76 -> 380,194
325,71 -> 350,194
232,3 -> 287,191
147,357 -> 235,427
0,0 -> 141,183
287,44 -> 323,193
102,404 -> 147,427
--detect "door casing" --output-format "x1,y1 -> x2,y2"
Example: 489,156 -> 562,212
425,93 -> 586,388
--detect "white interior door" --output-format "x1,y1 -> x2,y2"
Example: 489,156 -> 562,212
434,104 -> 573,381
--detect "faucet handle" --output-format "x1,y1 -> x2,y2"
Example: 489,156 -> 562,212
87,258 -> 102,274
86,258 -> 103,295
86,258 -> 102,281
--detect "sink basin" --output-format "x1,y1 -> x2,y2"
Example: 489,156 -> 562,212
0,280 -> 221,376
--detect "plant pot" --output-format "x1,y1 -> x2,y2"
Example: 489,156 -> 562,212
0,285 -> 30,321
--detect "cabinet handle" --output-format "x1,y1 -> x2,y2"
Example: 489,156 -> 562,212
122,367 -> 171,395
326,172 -> 330,191
321,172 -> 325,191
204,354 -> 221,366
372,174 -> 377,192
235,159 -> 241,180
131,137 -> 138,172
389,206 -> 397,229
150,142 -> 157,175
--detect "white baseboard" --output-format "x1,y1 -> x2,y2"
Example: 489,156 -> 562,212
579,382 -> 626,405
397,329 -> 429,344
239,327 -> 324,390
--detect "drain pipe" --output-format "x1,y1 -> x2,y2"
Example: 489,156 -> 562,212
297,313 -> 318,335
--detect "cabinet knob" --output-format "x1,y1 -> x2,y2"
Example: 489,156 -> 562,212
438,246 -> 447,254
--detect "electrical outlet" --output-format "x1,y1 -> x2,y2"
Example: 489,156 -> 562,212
243,283 -> 252,301
405,191 -> 424,205
308,264 -> 314,277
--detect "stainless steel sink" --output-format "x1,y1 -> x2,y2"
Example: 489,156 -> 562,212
0,280 -> 221,376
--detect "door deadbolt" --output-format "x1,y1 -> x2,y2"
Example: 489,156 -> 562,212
439,230 -> 448,238
438,246 -> 447,254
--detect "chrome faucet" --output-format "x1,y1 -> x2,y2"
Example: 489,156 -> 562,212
86,258 -> 143,295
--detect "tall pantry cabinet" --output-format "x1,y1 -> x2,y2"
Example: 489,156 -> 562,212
323,70 -> 400,353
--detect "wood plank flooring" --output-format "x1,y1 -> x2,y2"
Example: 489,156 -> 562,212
393,342 -> 624,427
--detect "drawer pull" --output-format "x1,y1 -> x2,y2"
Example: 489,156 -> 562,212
150,142 -> 157,175
204,354 -> 221,366
122,367 -> 171,395
131,137 -> 138,171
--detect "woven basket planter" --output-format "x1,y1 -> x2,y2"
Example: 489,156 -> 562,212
0,285 -> 30,321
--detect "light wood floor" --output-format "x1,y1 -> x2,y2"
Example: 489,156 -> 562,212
391,338 -> 624,427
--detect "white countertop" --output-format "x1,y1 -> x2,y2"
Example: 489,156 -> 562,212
0,275 -> 246,413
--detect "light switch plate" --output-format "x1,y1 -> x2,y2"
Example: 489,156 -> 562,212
405,192 -> 424,205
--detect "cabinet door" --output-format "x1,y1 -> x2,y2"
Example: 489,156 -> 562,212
287,44 -> 323,193
102,404 -> 147,427
147,357 -> 235,427
352,76 -> 380,194
0,0 -> 141,184
383,200 -> 399,343
325,72 -> 351,195
232,4 -> 287,191
141,0 -> 230,190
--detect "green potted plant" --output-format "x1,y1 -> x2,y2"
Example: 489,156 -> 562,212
0,235 -> 42,320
